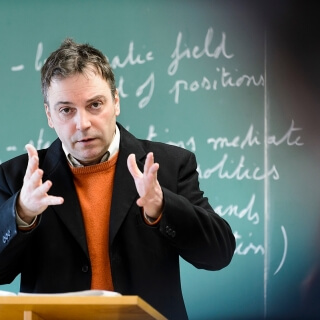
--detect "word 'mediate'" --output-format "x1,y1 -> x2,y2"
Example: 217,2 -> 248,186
207,120 -> 304,150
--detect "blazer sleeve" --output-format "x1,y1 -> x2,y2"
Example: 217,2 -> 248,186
0,165 -> 32,285
158,150 -> 235,270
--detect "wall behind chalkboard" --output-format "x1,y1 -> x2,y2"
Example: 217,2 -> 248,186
1,1 -> 319,319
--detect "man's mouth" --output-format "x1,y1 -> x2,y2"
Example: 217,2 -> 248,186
77,137 -> 95,144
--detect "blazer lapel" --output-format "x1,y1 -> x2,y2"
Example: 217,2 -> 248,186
41,139 -> 89,258
109,124 -> 147,246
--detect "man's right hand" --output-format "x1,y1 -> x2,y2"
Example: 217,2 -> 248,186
16,144 -> 64,224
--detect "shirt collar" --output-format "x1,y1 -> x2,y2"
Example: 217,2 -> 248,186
62,124 -> 120,167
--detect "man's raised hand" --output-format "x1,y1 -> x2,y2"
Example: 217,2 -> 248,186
127,152 -> 163,219
16,144 -> 64,224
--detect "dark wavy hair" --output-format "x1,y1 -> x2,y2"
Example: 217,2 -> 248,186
41,38 -> 116,104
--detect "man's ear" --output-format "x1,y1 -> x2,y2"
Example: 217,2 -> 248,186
114,89 -> 120,116
45,104 -> 54,128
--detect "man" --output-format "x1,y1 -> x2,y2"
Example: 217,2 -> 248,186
0,39 -> 235,319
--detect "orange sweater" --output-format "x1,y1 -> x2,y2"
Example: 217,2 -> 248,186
70,153 -> 118,291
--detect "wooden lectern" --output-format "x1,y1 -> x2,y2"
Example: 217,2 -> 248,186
0,295 -> 167,320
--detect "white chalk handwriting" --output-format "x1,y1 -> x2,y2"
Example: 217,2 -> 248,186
145,125 -> 197,151
136,72 -> 155,109
207,120 -> 304,150
110,41 -> 154,69
233,225 -> 287,275
11,42 -> 45,72
168,27 -> 234,76
197,154 -> 280,181
169,69 -> 264,104
215,193 -> 259,225
8,28 -> 261,107
35,42 -> 44,71
234,231 -> 265,255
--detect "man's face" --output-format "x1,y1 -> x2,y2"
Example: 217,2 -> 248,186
45,68 -> 120,165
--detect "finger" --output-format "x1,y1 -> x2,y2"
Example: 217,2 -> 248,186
127,154 -> 142,179
45,195 -> 64,206
24,157 -> 39,182
136,198 -> 145,208
148,162 -> 159,175
28,168 -> 44,191
144,152 -> 154,175
34,180 -> 64,206
145,159 -> 159,185
33,179 -> 53,197
24,144 -> 39,180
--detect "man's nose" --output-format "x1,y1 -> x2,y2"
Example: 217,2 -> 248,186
75,110 -> 91,130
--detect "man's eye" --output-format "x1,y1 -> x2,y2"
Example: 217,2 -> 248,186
91,102 -> 101,109
60,107 -> 71,114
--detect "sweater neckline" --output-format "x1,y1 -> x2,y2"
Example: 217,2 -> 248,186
69,152 -> 119,175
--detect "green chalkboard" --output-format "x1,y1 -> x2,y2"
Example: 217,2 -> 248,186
1,1 -> 320,319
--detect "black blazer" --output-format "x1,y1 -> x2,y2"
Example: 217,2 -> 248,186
0,123 -> 235,319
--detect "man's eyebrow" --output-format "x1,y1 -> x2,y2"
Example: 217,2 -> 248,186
53,101 -> 73,109
52,95 -> 107,109
86,95 -> 107,103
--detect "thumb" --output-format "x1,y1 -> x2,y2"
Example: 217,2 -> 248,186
127,154 -> 142,179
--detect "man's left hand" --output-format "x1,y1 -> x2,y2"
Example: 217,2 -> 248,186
127,152 -> 163,219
